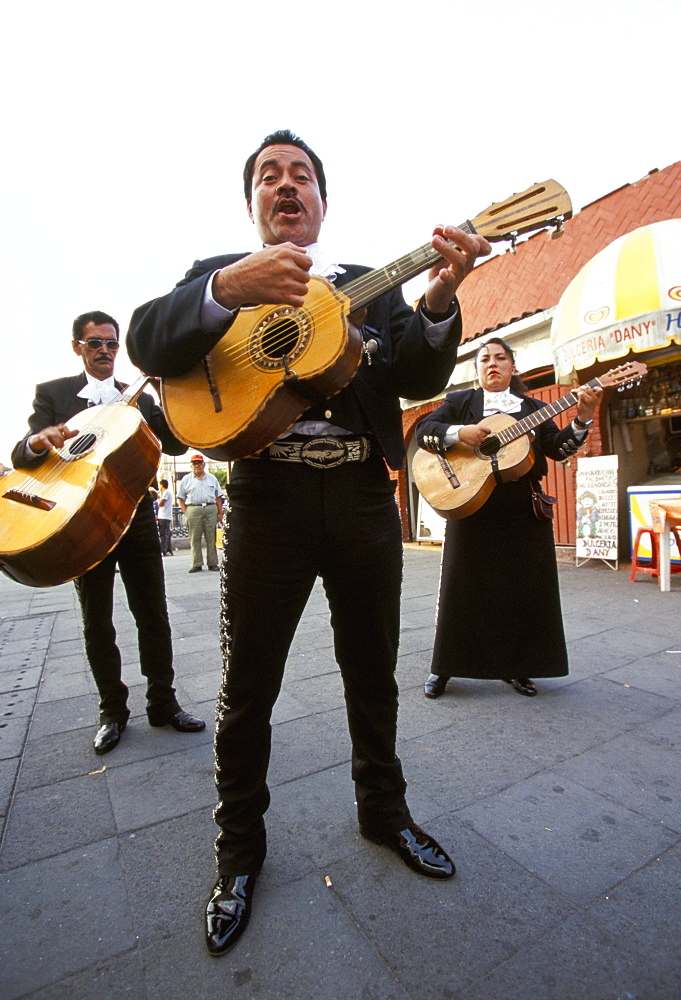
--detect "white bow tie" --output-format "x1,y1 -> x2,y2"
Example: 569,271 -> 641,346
77,378 -> 120,406
483,389 -> 523,415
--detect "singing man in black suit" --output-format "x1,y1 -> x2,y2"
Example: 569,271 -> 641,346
11,311 -> 205,754
127,130 -> 492,956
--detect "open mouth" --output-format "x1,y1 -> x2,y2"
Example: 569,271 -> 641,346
275,197 -> 304,217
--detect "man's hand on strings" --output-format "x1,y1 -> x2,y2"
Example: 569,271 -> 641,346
425,225 -> 492,314
212,244 -> 313,310
29,424 -> 79,452
459,423 -> 493,447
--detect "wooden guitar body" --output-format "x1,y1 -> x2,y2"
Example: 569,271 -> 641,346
412,413 -> 535,520
161,275 -> 362,460
0,404 -> 161,588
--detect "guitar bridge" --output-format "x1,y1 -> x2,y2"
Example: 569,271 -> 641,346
437,455 -> 460,489
3,488 -> 56,511
202,356 -> 223,414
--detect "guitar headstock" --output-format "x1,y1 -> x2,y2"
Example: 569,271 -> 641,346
598,362 -> 649,388
469,180 -> 572,243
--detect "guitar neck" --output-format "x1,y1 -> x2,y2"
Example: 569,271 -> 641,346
495,378 -> 603,445
119,375 -> 151,405
342,222 -> 476,310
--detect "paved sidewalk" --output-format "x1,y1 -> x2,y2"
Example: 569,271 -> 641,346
1,546 -> 680,999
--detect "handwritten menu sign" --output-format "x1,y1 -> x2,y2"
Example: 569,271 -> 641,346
575,455 -> 619,567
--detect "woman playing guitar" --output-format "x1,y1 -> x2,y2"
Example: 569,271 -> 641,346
416,337 -> 601,699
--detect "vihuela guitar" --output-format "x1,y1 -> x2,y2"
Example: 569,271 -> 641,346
412,362 -> 648,520
161,180 -> 573,460
0,377 -> 162,588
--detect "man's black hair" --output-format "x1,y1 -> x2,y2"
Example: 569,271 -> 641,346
243,129 -> 327,201
72,311 -> 120,342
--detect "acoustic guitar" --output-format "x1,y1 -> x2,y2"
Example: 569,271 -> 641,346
0,377 -> 162,588
161,180 -> 573,460
412,362 -> 648,520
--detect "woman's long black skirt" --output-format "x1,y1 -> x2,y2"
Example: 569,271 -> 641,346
430,476 -> 569,679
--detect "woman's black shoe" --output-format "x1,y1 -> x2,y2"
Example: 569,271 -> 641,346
504,678 -> 538,696
424,674 -> 448,698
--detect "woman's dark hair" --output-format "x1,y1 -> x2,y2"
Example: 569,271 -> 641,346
475,336 -> 527,394
243,129 -> 327,201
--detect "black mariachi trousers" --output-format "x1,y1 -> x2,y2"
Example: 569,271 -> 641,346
74,497 -> 179,725
214,453 -> 412,874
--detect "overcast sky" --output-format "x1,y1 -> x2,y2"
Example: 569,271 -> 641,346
1,0 -> 679,464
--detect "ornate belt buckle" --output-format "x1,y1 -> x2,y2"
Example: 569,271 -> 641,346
300,437 -> 349,469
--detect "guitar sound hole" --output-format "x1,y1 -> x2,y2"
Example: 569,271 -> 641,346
68,433 -> 97,456
479,435 -> 501,457
261,318 -> 300,359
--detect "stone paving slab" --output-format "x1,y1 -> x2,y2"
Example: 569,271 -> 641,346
602,651 -> 681,700
106,741 -> 215,833
454,908 -> 681,1000
0,839 -> 137,1000
29,693 -> 97,738
18,952 -> 147,1000
0,770 -> 117,870
553,728 -> 681,831
588,840 -> 681,961
456,769 -> 680,906
0,757 -> 19,817
635,705 -> 681,749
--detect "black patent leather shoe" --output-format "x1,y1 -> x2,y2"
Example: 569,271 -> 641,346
205,874 -> 258,956
93,721 -> 125,754
360,823 -> 455,879
149,709 -> 206,732
504,678 -> 538,697
424,674 -> 448,698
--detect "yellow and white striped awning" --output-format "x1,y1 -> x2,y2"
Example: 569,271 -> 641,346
551,219 -> 681,379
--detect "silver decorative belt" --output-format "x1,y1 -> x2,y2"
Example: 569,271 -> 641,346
256,436 -> 371,469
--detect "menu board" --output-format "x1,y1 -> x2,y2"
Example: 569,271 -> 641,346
575,455 -> 619,567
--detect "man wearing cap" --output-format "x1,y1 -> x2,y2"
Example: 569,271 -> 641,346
177,455 -> 223,572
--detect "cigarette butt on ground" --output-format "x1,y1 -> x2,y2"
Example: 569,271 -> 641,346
324,875 -> 333,888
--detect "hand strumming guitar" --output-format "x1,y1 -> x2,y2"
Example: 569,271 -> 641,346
212,243 -> 313,310
28,424 -> 79,453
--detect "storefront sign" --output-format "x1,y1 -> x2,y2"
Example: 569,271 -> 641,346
575,455 -> 619,567
554,308 -> 681,378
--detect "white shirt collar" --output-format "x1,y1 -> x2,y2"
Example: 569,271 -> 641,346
482,388 -> 523,415
76,373 -> 120,406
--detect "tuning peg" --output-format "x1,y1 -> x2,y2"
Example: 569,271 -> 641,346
508,232 -> 518,255
550,218 -> 565,239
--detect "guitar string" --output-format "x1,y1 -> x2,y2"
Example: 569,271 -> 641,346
487,369 -> 635,447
